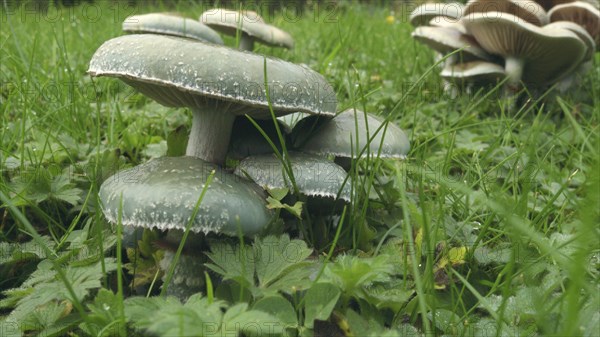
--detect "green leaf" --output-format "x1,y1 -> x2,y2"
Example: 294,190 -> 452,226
0,236 -> 56,265
7,171 -> 82,206
253,295 -> 298,328
80,289 -> 126,337
206,235 -> 314,297
467,317 -> 513,337
428,309 -> 463,335
214,280 -> 253,304
223,303 -> 285,336
362,283 -> 414,312
125,295 -> 283,336
167,125 -> 189,157
254,235 -> 313,288
2,259 -> 116,335
267,187 -> 289,201
581,298 -> 600,337
20,300 -> 71,334
51,173 -> 83,205
205,242 -> 255,289
324,254 -> 394,296
266,196 -> 304,219
142,140 -> 167,159
0,321 -> 22,337
124,294 -> 224,336
304,282 -> 341,329
342,308 -> 385,337
266,265 -> 315,295
484,287 -> 538,326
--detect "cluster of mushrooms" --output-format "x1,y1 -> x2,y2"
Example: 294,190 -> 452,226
90,9 -> 410,299
410,0 -> 600,95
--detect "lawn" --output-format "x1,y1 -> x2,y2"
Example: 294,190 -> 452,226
1,1 -> 599,336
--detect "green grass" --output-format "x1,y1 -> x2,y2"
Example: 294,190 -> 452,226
1,1 -> 599,336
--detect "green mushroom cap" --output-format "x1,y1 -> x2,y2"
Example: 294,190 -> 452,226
123,13 -> 224,45
234,152 -> 351,202
293,109 -> 410,160
99,156 -> 273,236
88,34 -> 335,117
88,34 -> 336,164
200,8 -> 294,49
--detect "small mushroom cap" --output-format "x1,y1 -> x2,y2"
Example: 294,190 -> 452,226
412,26 -> 493,61
293,109 -> 410,160
234,152 -> 352,202
88,34 -> 336,118
441,60 -> 506,84
99,156 -> 273,236
548,1 -> 600,47
462,0 -> 549,26
409,3 -> 464,27
228,117 -> 291,160
122,13 -> 224,45
545,21 -> 596,60
200,8 -> 294,49
463,12 -> 587,85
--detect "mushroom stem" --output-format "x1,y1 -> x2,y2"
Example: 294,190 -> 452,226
186,108 -> 236,164
160,250 -> 205,301
239,36 -> 255,50
504,56 -> 524,93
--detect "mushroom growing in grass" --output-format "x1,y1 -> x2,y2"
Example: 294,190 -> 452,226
235,152 -> 352,248
235,152 -> 352,208
545,21 -> 596,61
99,156 -> 274,300
200,8 -> 294,50
463,12 -> 587,91
88,34 -> 335,165
412,26 -> 494,65
122,13 -> 224,45
544,21 -> 596,91
292,109 -> 410,171
548,1 -> 600,47
441,61 -> 506,89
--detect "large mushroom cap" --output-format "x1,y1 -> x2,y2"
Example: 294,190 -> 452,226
99,156 -> 273,236
409,3 -> 464,27
293,109 -> 410,160
234,152 -> 352,202
463,12 -> 587,85
200,8 -> 294,49
122,13 -> 224,45
548,1 -> 600,47
412,26 -> 493,62
462,0 -> 549,26
88,34 -> 335,164
88,34 -> 335,117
